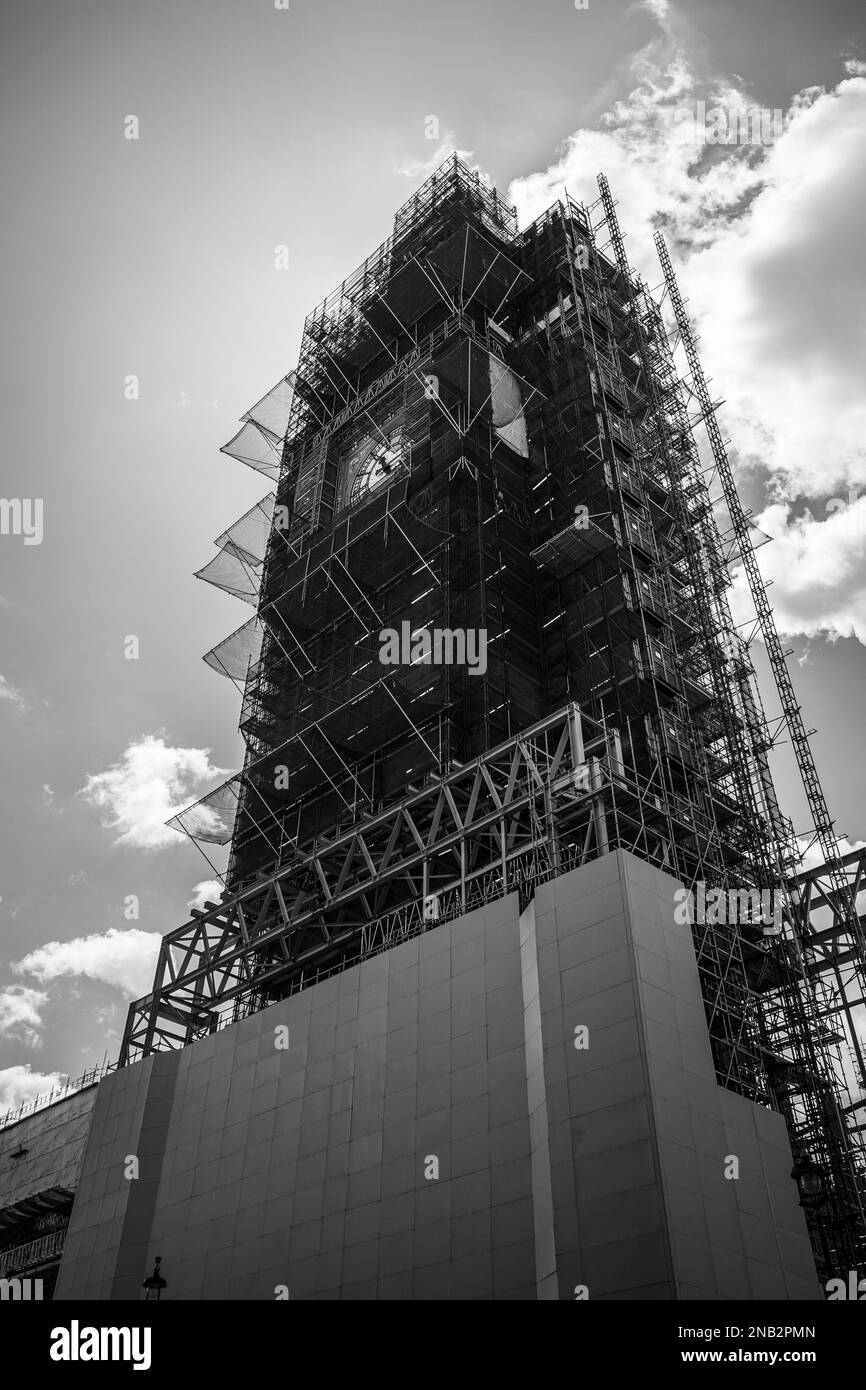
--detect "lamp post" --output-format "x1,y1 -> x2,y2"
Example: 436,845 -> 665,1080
791,1158 -> 833,1278
791,1157 -> 827,1209
142,1256 -> 166,1301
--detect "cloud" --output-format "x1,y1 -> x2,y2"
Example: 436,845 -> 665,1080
188,879 -> 223,912
685,80 -> 866,501
92,1003 -> 121,1041
0,674 -> 28,712
0,1064 -> 68,1114
796,834 -> 866,874
643,0 -> 670,17
79,733 -> 229,849
507,11 -> 866,645
729,500 -> 866,642
15,927 -> 162,999
394,131 -> 490,184
0,985 -> 49,1048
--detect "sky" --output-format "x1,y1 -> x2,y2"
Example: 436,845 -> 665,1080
1,0 -> 865,1111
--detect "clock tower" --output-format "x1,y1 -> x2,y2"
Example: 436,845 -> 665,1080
226,158 -> 546,898
120,158 -> 866,1291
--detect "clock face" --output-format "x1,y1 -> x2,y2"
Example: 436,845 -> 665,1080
348,429 -> 407,506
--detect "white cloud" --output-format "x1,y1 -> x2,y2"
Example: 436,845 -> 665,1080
731,500 -> 866,642
188,879 -> 223,912
0,674 -> 28,712
0,985 -> 49,1048
796,834 -> 866,873
15,927 -> 162,999
394,132 -> 490,184
686,80 -> 866,500
79,733 -> 229,849
92,1003 -> 121,1042
508,12 -> 866,646
0,1064 -> 67,1113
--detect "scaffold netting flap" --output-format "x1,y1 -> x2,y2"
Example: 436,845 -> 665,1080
194,543 -> 261,605
489,353 -> 529,457
220,421 -> 283,480
167,776 -> 241,844
214,493 -> 276,565
219,372 -> 296,479
242,373 -> 296,436
204,616 -> 264,681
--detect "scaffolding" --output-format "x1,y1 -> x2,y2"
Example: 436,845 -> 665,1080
650,229 -> 866,1276
124,156 -> 866,1281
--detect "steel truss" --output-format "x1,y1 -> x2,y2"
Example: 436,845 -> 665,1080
797,846 -> 866,1128
122,701 -> 704,1061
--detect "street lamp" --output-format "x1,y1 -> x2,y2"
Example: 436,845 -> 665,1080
791,1158 -> 835,1281
142,1256 -> 166,1301
791,1157 -> 828,1210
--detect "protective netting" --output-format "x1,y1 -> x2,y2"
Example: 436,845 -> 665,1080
219,373 -> 296,480
426,223 -> 529,311
172,374 -> 297,844
204,615 -> 264,681
167,776 -> 243,844
489,353 -> 529,457
220,421 -> 283,480
214,493 -> 276,565
242,373 -> 296,436
194,543 -> 261,605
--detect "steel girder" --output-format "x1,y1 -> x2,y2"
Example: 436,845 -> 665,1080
120,703 -> 620,1063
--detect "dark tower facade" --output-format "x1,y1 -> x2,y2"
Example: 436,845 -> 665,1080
229,165 -> 547,881
121,157 -> 866,1290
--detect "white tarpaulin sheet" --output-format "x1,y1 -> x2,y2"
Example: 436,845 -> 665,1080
488,354 -> 529,457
